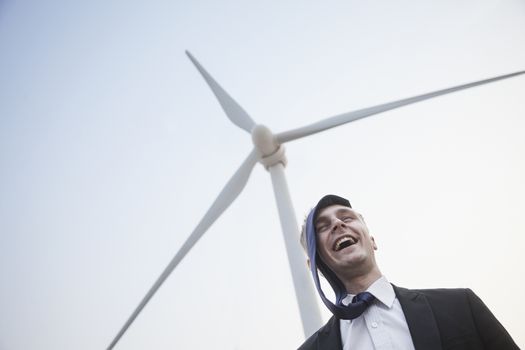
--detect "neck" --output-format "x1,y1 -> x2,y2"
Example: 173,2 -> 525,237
342,266 -> 382,294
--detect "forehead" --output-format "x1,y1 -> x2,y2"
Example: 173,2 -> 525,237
315,204 -> 354,222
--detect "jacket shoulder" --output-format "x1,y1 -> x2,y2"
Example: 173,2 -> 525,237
394,286 -> 519,349
297,332 -> 317,350
395,285 -> 473,303
395,285 -> 469,295
297,316 -> 339,350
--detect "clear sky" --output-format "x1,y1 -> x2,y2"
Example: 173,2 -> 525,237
1,0 -> 524,349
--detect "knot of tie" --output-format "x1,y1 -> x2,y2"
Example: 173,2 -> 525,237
352,291 -> 376,305
340,292 -> 376,320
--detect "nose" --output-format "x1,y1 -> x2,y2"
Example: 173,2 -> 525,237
330,219 -> 347,234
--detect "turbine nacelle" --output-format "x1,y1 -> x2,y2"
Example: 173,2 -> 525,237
251,124 -> 287,169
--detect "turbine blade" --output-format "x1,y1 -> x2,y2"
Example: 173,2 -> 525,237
107,148 -> 259,350
186,51 -> 256,133
276,70 -> 525,143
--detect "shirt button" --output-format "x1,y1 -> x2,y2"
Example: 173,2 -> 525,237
371,322 -> 378,328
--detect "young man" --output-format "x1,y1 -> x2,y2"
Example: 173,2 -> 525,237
298,194 -> 518,350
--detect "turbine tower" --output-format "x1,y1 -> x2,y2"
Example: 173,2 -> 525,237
107,52 -> 524,349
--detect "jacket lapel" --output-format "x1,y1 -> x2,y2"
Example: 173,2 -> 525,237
394,285 -> 442,350
316,316 -> 343,350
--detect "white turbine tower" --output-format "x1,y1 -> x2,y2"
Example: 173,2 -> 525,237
107,52 -> 524,349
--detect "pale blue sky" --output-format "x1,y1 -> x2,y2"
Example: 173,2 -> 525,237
1,1 -> 524,349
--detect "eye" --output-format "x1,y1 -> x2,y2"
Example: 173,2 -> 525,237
342,217 -> 353,222
316,225 -> 328,232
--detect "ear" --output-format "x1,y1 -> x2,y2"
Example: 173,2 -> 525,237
370,236 -> 378,250
306,258 -> 311,269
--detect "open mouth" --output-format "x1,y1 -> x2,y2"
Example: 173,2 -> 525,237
333,236 -> 357,251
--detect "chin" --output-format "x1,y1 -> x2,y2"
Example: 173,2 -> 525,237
337,254 -> 367,268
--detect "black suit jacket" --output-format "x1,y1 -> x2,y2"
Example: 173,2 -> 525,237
298,286 -> 519,350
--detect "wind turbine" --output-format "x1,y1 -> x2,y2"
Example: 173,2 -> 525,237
107,52 -> 524,349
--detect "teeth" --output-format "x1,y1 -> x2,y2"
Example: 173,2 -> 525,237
334,236 -> 356,251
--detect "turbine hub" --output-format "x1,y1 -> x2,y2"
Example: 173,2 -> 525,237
251,124 -> 287,169
251,124 -> 277,155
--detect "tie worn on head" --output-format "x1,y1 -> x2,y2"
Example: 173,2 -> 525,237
345,292 -> 376,319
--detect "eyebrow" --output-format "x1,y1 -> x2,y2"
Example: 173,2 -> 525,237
315,217 -> 329,227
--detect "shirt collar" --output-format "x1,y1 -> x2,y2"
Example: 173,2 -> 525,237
341,275 -> 396,308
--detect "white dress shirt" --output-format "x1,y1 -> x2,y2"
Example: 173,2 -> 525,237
339,276 -> 415,350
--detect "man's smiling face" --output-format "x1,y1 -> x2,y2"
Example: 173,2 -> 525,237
315,204 -> 378,278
